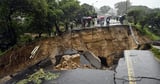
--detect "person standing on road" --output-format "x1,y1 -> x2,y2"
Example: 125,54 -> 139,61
119,15 -> 125,25
106,17 -> 110,26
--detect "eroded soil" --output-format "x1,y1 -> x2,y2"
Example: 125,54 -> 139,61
0,26 -> 150,81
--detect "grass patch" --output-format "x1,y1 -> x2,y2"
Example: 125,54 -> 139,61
0,50 -> 7,57
16,69 -> 60,84
144,28 -> 160,40
151,47 -> 160,60
134,24 -> 160,40
0,50 -> 3,56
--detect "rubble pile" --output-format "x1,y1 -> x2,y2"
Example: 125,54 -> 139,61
54,54 -> 92,70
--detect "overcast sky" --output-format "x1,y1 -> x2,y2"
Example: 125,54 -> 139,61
78,0 -> 160,9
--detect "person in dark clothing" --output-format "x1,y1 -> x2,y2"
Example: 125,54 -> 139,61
119,15 -> 125,24
106,17 -> 110,26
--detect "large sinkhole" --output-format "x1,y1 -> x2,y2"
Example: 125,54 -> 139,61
52,27 -> 150,71
54,48 -> 124,70
54,43 -> 151,71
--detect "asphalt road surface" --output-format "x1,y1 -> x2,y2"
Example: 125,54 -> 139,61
50,69 -> 115,84
116,50 -> 160,84
95,19 -> 121,27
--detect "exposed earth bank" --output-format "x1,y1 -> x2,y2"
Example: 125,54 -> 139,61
0,25 -> 150,80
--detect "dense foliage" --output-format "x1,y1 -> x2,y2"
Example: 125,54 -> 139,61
0,0 -> 96,51
99,5 -> 111,14
127,6 -> 160,37
115,0 -> 131,15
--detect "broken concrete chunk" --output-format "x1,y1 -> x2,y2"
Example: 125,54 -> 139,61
60,55 -> 71,62
71,54 -> 80,64
63,49 -> 78,55
83,51 -> 101,69
0,76 -> 12,84
55,54 -> 81,70
80,55 -> 91,65
38,58 -> 53,68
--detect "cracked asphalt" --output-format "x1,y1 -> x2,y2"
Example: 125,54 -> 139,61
52,50 -> 160,84
116,50 -> 160,84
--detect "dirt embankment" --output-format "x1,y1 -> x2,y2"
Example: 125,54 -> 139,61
0,25 -> 150,78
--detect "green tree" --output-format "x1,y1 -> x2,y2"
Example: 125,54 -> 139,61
74,3 -> 96,25
27,0 -> 48,37
128,9 -> 142,25
0,0 -> 49,50
114,1 -> 131,15
59,0 -> 80,31
46,0 -> 64,35
99,5 -> 111,14
80,3 -> 95,16
145,10 -> 160,35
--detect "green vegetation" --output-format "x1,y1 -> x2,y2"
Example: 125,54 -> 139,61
127,6 -> 160,60
151,47 -> 160,60
0,0 -> 96,52
0,50 -> 8,56
127,6 -> 160,40
99,5 -> 111,14
16,69 -> 60,84
0,51 -> 3,56
115,1 -> 131,15
134,24 -> 160,40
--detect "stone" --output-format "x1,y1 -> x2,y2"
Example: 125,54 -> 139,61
80,55 -> 91,65
71,54 -> 80,64
63,49 -> 78,55
55,54 -> 81,70
83,51 -> 101,69
37,58 -> 53,68
106,56 -> 114,67
0,76 -> 12,84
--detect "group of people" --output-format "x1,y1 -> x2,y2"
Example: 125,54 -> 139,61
97,16 -> 111,27
80,15 -> 126,28
81,17 -> 94,27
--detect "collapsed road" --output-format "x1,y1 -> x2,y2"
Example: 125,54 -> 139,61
1,25 -> 157,84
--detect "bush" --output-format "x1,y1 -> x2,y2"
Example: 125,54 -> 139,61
18,35 -> 32,44
151,47 -> 160,59
134,24 -> 160,40
0,50 -> 2,56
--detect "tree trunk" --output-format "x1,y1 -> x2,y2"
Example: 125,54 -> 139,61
47,27 -> 51,37
38,32 -> 42,38
7,6 -> 17,45
141,25 -> 144,30
65,22 -> 69,32
133,16 -> 137,25
54,22 -> 61,36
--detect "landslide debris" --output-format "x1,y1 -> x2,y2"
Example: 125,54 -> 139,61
0,25 -> 150,81
54,54 -> 92,70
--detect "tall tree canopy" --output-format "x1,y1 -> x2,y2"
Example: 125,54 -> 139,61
0,0 -> 49,50
0,0 -> 96,51
127,6 -> 160,36
59,0 -> 81,31
114,1 -> 131,15
79,3 -> 95,17
99,5 -> 111,14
